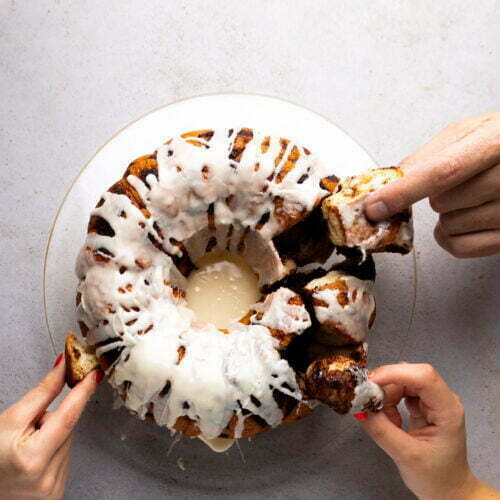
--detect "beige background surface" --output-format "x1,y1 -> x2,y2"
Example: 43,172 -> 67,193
1,1 -> 498,498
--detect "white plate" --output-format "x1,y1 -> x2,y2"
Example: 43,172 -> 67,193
44,93 -> 416,488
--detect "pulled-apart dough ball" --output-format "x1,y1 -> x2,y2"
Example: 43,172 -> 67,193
321,167 -> 413,254
304,269 -> 375,345
305,353 -> 383,414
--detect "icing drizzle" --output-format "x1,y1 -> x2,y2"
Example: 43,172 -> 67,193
76,129 -> 327,439
307,270 -> 375,343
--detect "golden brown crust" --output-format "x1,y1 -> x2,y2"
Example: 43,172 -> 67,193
314,323 -> 361,346
321,202 -> 345,246
305,356 -> 357,414
303,342 -> 368,368
320,175 -> 339,193
170,397 -> 310,439
64,332 -> 99,388
181,129 -> 215,147
228,128 -> 254,162
275,144 -> 299,183
108,177 -> 151,219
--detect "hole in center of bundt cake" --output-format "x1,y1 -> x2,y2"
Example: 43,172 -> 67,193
185,251 -> 260,329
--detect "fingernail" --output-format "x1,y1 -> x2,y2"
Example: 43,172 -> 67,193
353,412 -> 368,421
53,353 -> 63,368
365,200 -> 389,221
95,370 -> 104,384
367,370 -> 374,379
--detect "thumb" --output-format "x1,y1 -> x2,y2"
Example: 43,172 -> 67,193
360,410 -> 415,462
363,172 -> 421,221
364,156 -> 459,220
365,134 -> 500,221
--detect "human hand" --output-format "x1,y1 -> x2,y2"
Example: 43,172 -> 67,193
360,363 -> 499,499
364,111 -> 500,258
0,354 -> 101,499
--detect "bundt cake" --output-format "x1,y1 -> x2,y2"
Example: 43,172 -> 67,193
67,128 -> 413,447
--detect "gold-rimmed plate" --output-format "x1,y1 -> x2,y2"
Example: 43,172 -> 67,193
43,93 -> 416,487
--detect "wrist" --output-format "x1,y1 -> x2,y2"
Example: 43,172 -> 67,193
463,476 -> 499,499
459,474 -> 481,499
444,472 -> 490,500
419,471 -> 477,500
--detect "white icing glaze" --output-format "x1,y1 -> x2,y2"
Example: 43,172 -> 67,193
101,306 -> 303,438
336,199 -> 395,251
185,252 -> 260,329
306,271 -> 375,343
337,199 -> 363,229
325,170 -> 413,251
129,129 -> 327,274
250,288 -> 312,335
349,367 -> 384,413
77,129 -> 326,441
395,218 -> 414,248
197,435 -> 235,453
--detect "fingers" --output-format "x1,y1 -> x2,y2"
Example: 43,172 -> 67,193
399,126 -> 466,170
405,397 -> 428,431
400,111 -> 500,171
51,435 -> 73,471
8,355 -> 66,428
365,131 -> 500,221
438,199 -> 500,236
382,383 -> 405,407
37,370 -> 101,457
368,364 -> 456,422
33,410 -> 52,431
430,163 -> 500,213
360,410 -> 416,461
404,396 -> 423,418
379,383 -> 404,427
434,225 -> 500,258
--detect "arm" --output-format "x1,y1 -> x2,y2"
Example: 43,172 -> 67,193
364,111 -> 500,258
360,363 -> 499,499
0,354 -> 101,499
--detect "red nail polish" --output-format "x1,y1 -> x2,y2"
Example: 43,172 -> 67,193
53,353 -> 63,368
353,412 -> 368,421
95,370 -> 104,384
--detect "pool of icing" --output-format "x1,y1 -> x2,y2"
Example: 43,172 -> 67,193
185,251 -> 261,329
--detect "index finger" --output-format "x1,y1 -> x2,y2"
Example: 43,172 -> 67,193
36,370 -> 101,456
365,132 -> 500,221
369,364 -> 457,417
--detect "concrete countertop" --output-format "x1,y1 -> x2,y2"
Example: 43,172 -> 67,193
1,1 -> 498,498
